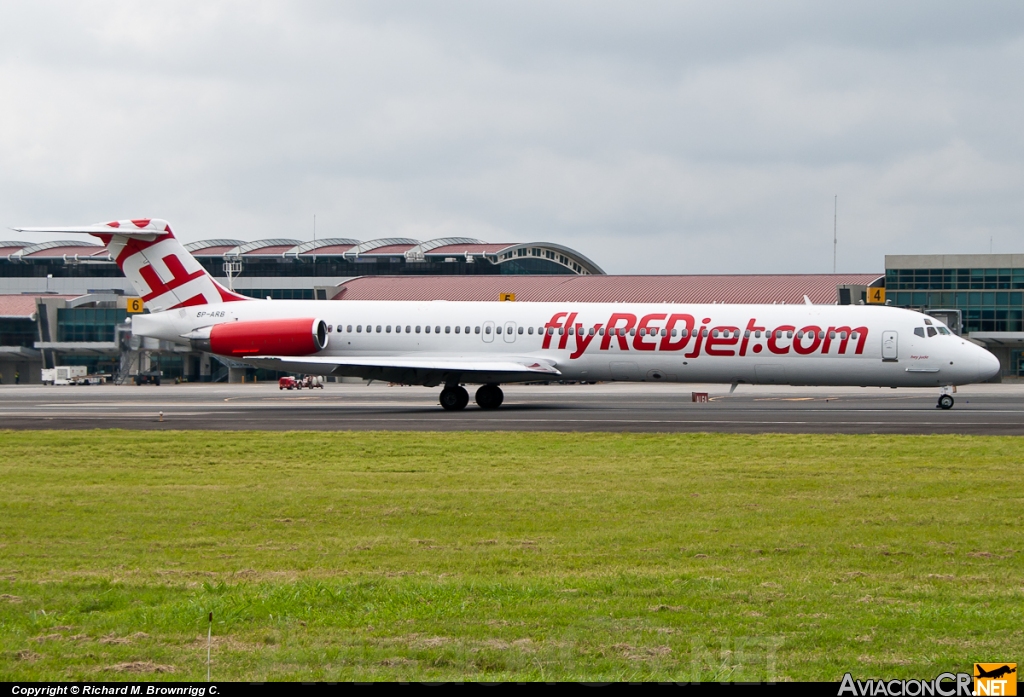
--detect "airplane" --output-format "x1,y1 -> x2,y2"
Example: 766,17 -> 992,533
14,219 -> 1001,410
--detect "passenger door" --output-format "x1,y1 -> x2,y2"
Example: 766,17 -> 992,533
503,321 -> 516,343
882,331 -> 898,362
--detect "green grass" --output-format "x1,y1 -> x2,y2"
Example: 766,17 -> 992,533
0,430 -> 1021,681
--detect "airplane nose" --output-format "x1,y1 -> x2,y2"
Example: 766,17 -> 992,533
977,348 -> 1001,382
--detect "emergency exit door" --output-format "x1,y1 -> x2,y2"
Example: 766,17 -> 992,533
882,331 -> 898,362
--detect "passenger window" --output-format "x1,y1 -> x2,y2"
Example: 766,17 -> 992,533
475,326 -> 481,334
347,325 -> 353,333
446,326 -> 451,334
528,327 -> 534,335
754,331 -> 761,338
386,326 -> 391,333
425,326 -> 431,333
828,331 -> 836,339
818,331 -> 825,339
395,325 -> 401,333
485,326 -> 492,334
661,328 -> 667,337
598,328 -> 605,336
927,327 -> 937,337
701,329 -> 708,337
839,332 -> 847,340
435,326 -> 440,333
787,331 -> 793,339
376,325 -> 382,333
496,326 -> 502,334
455,326 -> 460,334
518,327 -> 524,334
356,325 -> 362,333
416,326 -> 421,333
406,326 -> 411,333
851,332 -> 858,339
465,327 -> 470,334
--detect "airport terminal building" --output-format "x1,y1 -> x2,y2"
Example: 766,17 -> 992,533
1,235 -> 1021,384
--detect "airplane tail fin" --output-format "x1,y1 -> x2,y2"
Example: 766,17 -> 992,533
12,219 -> 250,312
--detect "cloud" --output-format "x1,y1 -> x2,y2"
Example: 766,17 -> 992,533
1,1 -> 1023,272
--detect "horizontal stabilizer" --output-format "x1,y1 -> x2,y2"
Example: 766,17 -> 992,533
12,219 -> 173,237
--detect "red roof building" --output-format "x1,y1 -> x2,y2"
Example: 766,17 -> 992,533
332,274 -> 884,305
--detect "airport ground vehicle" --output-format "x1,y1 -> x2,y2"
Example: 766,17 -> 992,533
134,370 -> 162,386
41,366 -> 106,385
16,219 -> 1001,410
279,375 -> 324,390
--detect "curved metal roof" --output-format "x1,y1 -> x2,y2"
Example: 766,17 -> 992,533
11,240 -> 106,259
230,239 -> 304,256
291,238 -> 361,255
493,242 -> 605,275
347,238 -> 420,256
0,236 -> 604,276
405,237 -> 485,259
185,239 -> 245,253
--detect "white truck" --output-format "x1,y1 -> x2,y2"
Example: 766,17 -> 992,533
41,366 -> 106,385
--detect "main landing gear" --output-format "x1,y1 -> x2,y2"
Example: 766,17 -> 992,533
439,385 -> 470,411
438,384 -> 504,411
936,385 -> 955,410
475,384 -> 504,410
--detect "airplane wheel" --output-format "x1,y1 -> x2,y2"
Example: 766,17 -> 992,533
475,384 -> 504,410
440,386 -> 469,411
938,395 -> 954,410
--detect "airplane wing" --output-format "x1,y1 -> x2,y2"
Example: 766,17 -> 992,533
240,355 -> 561,386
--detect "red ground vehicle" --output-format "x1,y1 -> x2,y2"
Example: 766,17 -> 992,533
279,375 -> 324,390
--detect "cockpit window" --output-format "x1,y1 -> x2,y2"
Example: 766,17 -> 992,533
924,318 -> 933,326
937,327 -> 950,335
927,327 -> 937,337
914,327 -> 925,338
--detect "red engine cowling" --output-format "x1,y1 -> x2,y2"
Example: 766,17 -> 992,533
196,318 -> 328,357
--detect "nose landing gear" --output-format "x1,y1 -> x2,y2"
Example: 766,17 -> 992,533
936,385 -> 955,410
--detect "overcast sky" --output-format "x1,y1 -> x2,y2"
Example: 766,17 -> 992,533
2,1 -> 1023,273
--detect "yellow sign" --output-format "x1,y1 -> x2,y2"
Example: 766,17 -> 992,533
975,663 -> 1017,696
499,292 -> 516,302
126,297 -> 145,313
866,287 -> 886,305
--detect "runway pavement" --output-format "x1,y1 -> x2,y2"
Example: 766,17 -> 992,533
0,380 -> 1021,434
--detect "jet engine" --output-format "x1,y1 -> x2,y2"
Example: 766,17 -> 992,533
189,318 -> 329,357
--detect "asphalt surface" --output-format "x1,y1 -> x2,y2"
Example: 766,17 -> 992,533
0,381 -> 1021,434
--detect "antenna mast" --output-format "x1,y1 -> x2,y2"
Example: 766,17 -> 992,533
833,195 -> 837,274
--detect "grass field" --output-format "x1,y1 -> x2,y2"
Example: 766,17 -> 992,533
0,430 -> 1021,681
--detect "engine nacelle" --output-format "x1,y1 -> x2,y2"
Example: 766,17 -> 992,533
190,318 -> 329,357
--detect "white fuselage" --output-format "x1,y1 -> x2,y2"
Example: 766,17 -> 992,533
132,299 -> 1000,387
